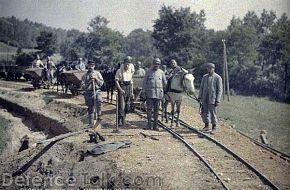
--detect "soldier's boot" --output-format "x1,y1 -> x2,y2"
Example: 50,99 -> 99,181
153,113 -> 159,131
87,114 -> 94,128
202,123 -> 210,132
211,124 -> 217,134
146,111 -> 153,130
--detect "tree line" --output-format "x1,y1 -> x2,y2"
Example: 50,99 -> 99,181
0,6 -> 289,101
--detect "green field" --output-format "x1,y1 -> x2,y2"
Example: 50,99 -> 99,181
0,116 -> 10,153
185,95 -> 290,154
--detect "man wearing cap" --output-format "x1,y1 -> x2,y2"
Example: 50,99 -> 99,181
166,59 -> 188,92
134,61 -> 146,77
81,61 -> 104,128
198,63 -> 223,133
142,58 -> 167,131
115,56 -> 135,126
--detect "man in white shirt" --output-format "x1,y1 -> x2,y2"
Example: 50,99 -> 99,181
115,56 -> 135,126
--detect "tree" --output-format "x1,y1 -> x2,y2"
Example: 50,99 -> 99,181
152,6 -> 207,68
82,16 -> 125,66
124,29 -> 160,66
36,31 -> 57,56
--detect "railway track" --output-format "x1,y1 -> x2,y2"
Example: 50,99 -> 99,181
133,109 -> 280,190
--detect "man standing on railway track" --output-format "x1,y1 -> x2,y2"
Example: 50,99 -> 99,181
81,60 -> 104,128
142,58 -> 167,131
198,63 -> 222,133
134,61 -> 145,77
115,56 -> 135,126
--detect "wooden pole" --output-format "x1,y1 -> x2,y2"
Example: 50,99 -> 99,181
92,79 -> 97,124
113,90 -> 120,133
222,39 -> 230,101
222,39 -> 226,100
224,41 -> 230,101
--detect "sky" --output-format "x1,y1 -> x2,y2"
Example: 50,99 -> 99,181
0,0 -> 289,35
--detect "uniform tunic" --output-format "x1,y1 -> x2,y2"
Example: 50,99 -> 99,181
142,68 -> 167,128
198,72 -> 222,125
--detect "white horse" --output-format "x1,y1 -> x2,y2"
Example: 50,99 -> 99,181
162,70 -> 197,127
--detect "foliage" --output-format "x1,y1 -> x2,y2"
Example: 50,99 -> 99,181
36,31 -> 57,56
152,6 -> 207,68
124,29 -> 160,67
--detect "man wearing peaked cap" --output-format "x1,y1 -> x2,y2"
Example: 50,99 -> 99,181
81,60 -> 104,128
198,62 -> 222,133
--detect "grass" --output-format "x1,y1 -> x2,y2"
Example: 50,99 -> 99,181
0,116 -> 10,153
184,95 -> 290,154
0,42 -> 38,61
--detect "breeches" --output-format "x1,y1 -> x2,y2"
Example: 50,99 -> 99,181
84,91 -> 102,115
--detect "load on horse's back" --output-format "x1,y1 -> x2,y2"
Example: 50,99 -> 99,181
162,59 -> 197,127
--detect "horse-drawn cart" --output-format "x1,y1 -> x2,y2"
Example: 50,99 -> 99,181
25,68 -> 51,89
62,70 -> 86,95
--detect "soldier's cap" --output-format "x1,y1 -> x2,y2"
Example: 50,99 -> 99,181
170,59 -> 177,64
153,58 -> 161,65
88,60 -> 95,65
205,63 -> 215,69
124,56 -> 132,63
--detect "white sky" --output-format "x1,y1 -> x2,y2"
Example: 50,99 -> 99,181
0,0 -> 289,35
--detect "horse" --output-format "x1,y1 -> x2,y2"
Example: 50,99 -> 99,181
162,70 -> 197,127
100,66 -> 117,102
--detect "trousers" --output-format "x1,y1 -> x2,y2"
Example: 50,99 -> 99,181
146,98 -> 161,128
84,90 -> 102,125
201,96 -> 218,125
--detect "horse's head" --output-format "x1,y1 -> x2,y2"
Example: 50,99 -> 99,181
182,73 -> 195,94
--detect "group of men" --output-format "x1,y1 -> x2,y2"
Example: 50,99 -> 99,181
80,55 -> 223,133
32,55 -> 56,84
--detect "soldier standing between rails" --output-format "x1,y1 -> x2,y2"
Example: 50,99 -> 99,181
81,61 -> 104,128
115,56 -> 135,126
198,63 -> 223,133
134,61 -> 146,77
142,58 -> 167,131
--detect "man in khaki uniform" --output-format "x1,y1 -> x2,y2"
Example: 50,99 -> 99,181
198,63 -> 222,133
142,58 -> 167,131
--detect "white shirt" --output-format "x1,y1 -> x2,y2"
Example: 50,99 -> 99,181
115,63 -> 135,82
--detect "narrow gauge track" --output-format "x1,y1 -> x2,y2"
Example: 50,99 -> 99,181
105,98 -> 290,162
133,109 -> 280,190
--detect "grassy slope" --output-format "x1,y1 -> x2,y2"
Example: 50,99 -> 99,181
0,116 -> 10,153
185,95 -> 290,154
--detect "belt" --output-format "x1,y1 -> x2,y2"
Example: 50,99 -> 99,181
120,81 -> 131,85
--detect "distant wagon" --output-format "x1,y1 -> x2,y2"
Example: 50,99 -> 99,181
62,70 -> 86,95
25,68 -> 52,89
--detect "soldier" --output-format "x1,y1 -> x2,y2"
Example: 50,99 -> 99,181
134,61 -> 145,77
32,55 -> 44,68
81,61 -> 104,128
166,59 -> 188,92
75,58 -> 86,71
142,58 -> 167,131
198,63 -> 223,133
115,56 -> 135,126
46,56 -> 56,84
